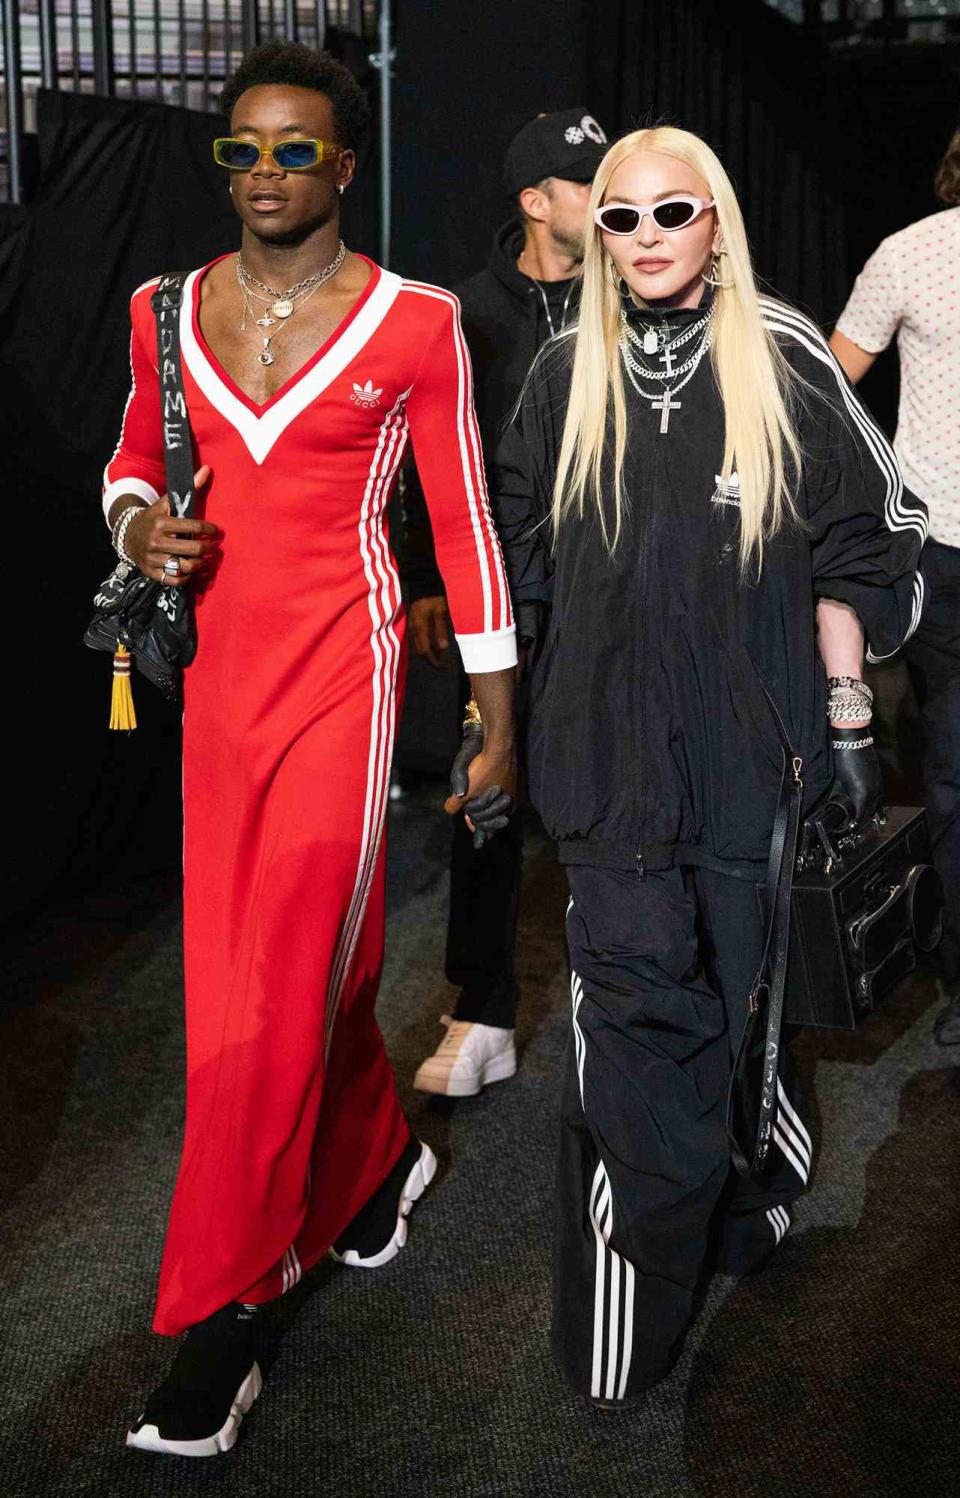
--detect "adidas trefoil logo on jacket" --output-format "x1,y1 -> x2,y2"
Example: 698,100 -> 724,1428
711,471 -> 741,507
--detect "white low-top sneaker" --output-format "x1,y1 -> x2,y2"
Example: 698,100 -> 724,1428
413,1016 -> 517,1097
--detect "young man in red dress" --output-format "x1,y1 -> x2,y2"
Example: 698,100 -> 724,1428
103,42 -> 516,1457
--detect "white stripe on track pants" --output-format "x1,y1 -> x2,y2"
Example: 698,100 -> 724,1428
554,862 -> 812,1402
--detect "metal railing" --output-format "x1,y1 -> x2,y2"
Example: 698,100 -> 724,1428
1,0 -> 380,203
764,0 -> 960,29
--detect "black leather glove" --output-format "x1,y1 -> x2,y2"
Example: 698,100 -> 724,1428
828,726 -> 884,830
448,722 -> 514,849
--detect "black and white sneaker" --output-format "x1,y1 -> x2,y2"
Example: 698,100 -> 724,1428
330,1136 -> 437,1269
126,1302 -> 262,1458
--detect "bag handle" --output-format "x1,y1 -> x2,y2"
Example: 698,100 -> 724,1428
149,273 -> 195,519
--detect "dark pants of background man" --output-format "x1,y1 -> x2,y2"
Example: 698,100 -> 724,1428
445,663 -> 526,1031
903,538 -> 960,988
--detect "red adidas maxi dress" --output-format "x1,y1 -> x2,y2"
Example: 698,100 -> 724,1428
103,255 -> 516,1336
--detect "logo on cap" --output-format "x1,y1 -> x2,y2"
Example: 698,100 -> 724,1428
565,116 -> 606,146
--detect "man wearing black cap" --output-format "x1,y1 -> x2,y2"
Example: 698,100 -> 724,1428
404,108 -> 608,1098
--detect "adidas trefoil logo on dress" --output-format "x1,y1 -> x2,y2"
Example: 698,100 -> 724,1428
711,470 -> 741,507
351,379 -> 383,409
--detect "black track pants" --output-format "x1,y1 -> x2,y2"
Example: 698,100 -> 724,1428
903,538 -> 960,984
554,863 -> 812,1403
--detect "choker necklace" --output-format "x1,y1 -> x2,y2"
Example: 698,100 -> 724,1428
236,241 -> 347,366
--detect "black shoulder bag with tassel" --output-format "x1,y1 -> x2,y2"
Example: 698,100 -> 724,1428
84,272 -> 198,726
727,698 -> 804,1185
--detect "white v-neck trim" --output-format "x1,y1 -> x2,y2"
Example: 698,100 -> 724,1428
180,264 -> 402,465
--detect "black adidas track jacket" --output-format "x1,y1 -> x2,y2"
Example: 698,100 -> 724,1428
494,297 -> 927,876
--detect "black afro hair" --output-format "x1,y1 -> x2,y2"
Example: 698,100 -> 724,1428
219,40 -> 371,153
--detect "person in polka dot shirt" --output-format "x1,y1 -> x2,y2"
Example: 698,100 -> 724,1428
831,127 -> 960,1044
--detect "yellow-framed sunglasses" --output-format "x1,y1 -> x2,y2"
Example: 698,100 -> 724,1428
213,137 -> 344,171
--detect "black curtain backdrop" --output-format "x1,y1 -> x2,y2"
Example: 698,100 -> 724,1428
392,0 -> 846,319
2,80 -> 377,925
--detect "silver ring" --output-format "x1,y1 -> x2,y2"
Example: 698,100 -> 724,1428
163,557 -> 181,576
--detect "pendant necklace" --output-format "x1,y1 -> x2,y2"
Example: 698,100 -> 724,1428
618,306 -> 715,434
236,241 -> 347,366
622,311 -> 710,380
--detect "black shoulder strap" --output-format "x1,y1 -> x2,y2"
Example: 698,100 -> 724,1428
752,686 -> 804,1175
150,273 -> 195,520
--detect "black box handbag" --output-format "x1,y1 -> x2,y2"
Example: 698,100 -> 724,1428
726,679 -> 943,1182
785,803 -> 943,1031
83,272 -> 198,714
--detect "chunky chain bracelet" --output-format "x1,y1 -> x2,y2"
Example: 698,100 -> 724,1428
832,736 -> 874,750
112,503 -> 145,564
827,673 -> 873,725
828,693 -> 873,724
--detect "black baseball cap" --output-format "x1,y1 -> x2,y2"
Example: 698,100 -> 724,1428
502,108 -> 609,196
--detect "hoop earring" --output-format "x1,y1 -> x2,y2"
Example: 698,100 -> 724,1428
337,184 -> 345,196
606,257 -> 634,301
701,252 -> 734,289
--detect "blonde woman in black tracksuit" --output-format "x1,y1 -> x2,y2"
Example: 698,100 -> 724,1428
496,126 -> 926,1405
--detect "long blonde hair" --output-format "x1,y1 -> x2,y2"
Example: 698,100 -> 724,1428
553,126 -> 802,571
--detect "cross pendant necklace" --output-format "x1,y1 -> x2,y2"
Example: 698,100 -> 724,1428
651,389 -> 681,433
659,343 -> 675,376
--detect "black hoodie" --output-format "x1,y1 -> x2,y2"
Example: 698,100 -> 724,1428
399,221 -> 580,602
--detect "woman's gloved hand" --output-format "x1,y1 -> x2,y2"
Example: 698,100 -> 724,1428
828,726 -> 884,830
446,722 -> 514,848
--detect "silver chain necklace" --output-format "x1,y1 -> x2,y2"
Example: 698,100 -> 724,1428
535,280 -> 576,340
621,307 -> 711,378
237,241 -> 346,319
618,311 -> 715,434
518,249 -> 578,340
236,242 -> 347,367
620,329 -> 709,386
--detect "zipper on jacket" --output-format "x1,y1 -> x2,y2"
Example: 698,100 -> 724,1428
636,847 -> 645,881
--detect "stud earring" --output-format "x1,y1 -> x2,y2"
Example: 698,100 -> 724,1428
337,184 -> 345,196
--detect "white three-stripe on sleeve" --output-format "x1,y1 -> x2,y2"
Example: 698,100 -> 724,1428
759,298 -> 926,659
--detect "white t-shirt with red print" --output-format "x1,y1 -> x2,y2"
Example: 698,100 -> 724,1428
835,206 -> 960,548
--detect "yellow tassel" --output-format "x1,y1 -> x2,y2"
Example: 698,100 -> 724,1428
109,644 -> 137,731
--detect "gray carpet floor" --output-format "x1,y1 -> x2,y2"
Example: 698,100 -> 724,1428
1,784 -> 958,1498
